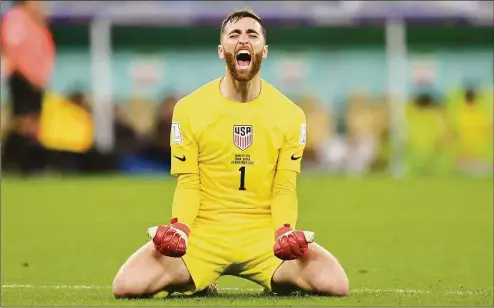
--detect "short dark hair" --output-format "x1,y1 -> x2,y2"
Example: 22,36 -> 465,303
220,9 -> 266,42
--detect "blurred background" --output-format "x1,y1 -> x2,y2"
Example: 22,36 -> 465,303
1,0 -> 493,178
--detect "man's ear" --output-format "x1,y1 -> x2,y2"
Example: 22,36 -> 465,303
218,45 -> 225,60
263,45 -> 268,59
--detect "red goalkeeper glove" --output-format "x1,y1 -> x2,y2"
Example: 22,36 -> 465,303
147,218 -> 190,257
274,224 -> 315,260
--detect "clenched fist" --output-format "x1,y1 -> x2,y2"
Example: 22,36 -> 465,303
147,218 -> 190,257
274,224 -> 315,260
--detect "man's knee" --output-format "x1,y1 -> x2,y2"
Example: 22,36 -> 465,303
112,272 -> 173,298
112,244 -> 192,298
112,274 -> 151,298
310,270 -> 349,297
112,277 -> 135,298
301,244 -> 350,297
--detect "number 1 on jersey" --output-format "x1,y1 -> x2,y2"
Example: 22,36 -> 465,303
239,166 -> 246,190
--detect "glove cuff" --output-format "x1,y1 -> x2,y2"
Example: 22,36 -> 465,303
275,224 -> 292,238
170,217 -> 190,236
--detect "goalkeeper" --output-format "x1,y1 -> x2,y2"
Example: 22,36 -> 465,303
112,9 -> 348,298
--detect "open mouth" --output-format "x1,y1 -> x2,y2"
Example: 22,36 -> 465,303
236,50 -> 251,70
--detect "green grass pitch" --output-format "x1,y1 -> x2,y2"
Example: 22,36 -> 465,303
1,174 -> 493,306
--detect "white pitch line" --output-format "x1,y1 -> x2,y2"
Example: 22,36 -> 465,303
1,285 -> 491,296
2,284 -> 111,290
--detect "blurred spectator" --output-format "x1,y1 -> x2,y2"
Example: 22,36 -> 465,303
40,90 -> 93,174
1,0 -> 55,176
1,106 -> 10,139
77,102 -> 128,174
113,105 -> 140,155
140,94 -> 178,166
122,97 -> 155,138
371,94 -> 391,171
344,92 -> 382,175
447,86 -> 493,174
297,94 -> 335,169
154,95 -> 177,149
405,90 -> 451,175
68,90 -> 92,113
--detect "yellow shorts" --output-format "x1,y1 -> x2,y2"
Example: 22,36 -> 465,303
181,221 -> 283,294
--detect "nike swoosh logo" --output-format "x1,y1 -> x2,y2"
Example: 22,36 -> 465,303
174,155 -> 186,162
291,154 -> 302,161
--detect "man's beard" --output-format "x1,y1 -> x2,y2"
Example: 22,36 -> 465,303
225,50 -> 263,82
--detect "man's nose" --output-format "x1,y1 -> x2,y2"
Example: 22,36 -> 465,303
238,37 -> 249,45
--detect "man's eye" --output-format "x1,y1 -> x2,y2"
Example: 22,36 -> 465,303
249,35 -> 258,38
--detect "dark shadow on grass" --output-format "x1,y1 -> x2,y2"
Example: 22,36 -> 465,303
113,290 -> 337,302
168,291 -> 324,299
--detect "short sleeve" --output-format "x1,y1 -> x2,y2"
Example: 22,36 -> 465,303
170,101 -> 199,176
277,108 -> 307,173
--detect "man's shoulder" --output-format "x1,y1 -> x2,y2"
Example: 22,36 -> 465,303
262,80 -> 305,119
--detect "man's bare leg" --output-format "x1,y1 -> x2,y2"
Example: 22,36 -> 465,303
271,243 -> 349,296
112,242 -> 193,298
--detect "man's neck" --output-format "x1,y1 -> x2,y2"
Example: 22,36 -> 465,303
221,73 -> 261,103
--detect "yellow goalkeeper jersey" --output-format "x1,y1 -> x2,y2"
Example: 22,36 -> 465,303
170,78 -> 306,225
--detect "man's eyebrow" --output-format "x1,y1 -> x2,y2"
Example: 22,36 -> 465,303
227,29 -> 260,35
228,29 -> 242,35
246,29 -> 260,35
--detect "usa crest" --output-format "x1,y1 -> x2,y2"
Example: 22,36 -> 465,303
233,125 -> 253,151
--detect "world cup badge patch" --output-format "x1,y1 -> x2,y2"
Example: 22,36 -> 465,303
233,125 -> 253,151
171,122 -> 183,144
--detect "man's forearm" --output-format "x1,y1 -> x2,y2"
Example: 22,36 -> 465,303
271,169 -> 298,230
171,173 -> 201,226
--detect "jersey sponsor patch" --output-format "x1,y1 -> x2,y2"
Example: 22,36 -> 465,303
171,122 -> 183,144
299,124 -> 307,145
233,125 -> 253,151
